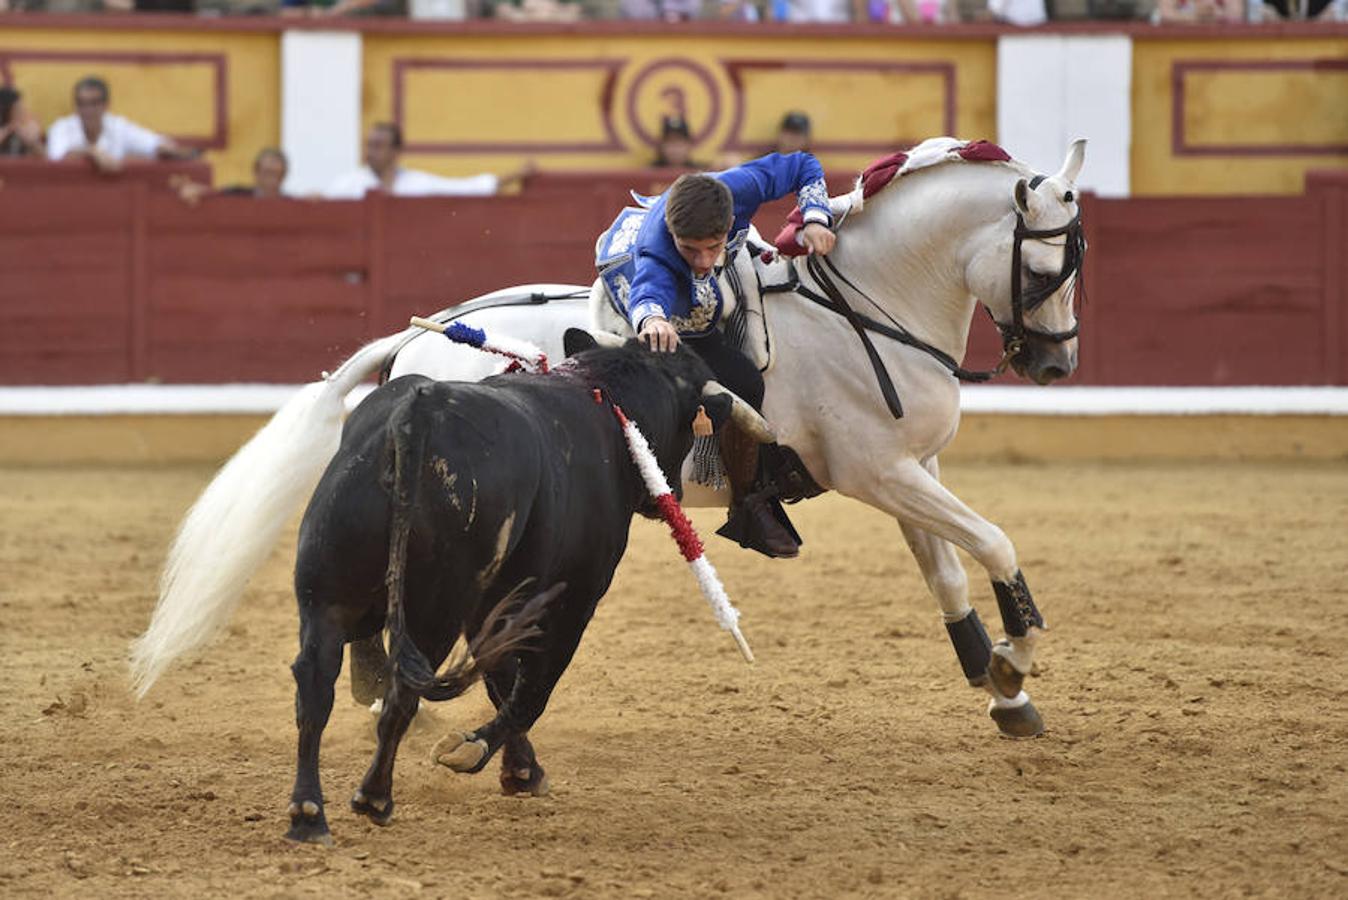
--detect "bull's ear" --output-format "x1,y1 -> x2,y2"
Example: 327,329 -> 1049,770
699,393 -> 734,433
563,328 -> 599,358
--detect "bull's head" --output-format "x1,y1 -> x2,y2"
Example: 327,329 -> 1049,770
563,328 -> 775,511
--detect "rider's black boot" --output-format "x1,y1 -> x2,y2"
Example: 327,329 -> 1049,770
714,429 -> 801,559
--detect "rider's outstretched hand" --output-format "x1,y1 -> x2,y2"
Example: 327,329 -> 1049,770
801,222 -> 836,256
638,316 -> 680,353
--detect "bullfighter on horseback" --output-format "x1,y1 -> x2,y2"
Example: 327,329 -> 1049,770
602,152 -> 837,559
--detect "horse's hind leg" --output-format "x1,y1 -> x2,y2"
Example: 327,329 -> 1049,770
286,617 -> 345,845
871,457 -> 1044,737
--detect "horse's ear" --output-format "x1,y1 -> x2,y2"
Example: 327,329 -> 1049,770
563,328 -> 599,358
1056,139 -> 1087,185
1013,178 -> 1032,215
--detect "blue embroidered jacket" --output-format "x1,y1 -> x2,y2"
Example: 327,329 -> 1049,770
617,153 -> 831,337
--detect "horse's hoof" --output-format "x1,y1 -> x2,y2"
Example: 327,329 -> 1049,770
431,732 -> 489,773
501,765 -> 550,797
989,697 -> 1045,739
988,648 -> 1026,698
350,789 -> 394,826
284,799 -> 334,846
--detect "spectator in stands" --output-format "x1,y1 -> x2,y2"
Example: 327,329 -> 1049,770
717,0 -> 763,19
279,0 -> 405,15
774,0 -> 868,21
888,0 -> 958,22
46,76 -> 197,173
984,0 -> 1046,23
620,0 -> 701,20
0,86 -> 45,158
324,122 -> 533,199
1154,0 -> 1242,20
651,115 -> 708,170
493,0 -> 583,19
172,147 -> 290,206
774,112 -> 813,156
1259,0 -> 1342,16
222,147 -> 289,198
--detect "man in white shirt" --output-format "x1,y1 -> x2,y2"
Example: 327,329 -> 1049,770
323,122 -> 533,200
46,76 -> 195,173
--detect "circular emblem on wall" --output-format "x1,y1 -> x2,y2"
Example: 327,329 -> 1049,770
624,58 -> 723,150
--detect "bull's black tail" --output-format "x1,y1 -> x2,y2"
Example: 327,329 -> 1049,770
394,582 -> 560,702
382,382 -> 559,702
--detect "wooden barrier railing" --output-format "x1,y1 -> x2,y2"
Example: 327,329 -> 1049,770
1,163 -> 1345,386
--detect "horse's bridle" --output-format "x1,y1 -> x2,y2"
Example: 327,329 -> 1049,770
998,179 -> 1086,359
782,176 -> 1087,419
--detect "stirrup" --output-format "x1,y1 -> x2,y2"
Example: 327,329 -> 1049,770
716,490 -> 802,559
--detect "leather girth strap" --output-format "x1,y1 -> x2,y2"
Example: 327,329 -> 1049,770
804,254 -> 905,419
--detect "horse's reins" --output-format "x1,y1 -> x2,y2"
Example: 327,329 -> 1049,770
776,175 -> 1086,420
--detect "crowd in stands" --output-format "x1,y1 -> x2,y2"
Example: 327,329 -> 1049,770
1,0 -> 1345,19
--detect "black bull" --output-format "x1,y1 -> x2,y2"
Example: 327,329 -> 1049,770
285,332 -> 769,844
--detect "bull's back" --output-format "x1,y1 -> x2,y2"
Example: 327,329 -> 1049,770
295,374 -> 639,620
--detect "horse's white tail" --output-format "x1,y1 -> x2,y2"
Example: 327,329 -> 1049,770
129,331 -> 412,698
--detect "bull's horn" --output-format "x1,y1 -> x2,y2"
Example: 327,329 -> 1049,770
591,330 -> 627,348
703,381 -> 776,443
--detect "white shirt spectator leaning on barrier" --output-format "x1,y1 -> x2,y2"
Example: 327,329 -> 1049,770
324,121 -> 533,199
46,76 -> 193,173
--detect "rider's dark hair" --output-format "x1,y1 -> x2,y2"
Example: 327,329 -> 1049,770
664,174 -> 733,240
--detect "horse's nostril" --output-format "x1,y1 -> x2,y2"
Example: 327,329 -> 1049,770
1042,365 -> 1068,382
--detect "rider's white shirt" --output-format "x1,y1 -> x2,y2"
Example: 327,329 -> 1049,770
323,167 -> 499,200
46,113 -> 166,162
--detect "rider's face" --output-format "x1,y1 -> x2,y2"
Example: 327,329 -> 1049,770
673,235 -> 725,277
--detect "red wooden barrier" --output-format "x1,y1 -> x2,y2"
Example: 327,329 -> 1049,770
0,158 -> 212,191
1,162 -> 1345,386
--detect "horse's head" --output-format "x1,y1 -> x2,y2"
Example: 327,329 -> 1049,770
970,140 -> 1086,385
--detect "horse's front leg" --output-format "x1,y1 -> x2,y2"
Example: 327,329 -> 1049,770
865,457 -> 1045,737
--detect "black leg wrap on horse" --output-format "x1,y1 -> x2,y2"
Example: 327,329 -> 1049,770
993,570 -> 1044,638
945,609 -> 993,685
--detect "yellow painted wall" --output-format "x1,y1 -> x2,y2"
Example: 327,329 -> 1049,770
1133,37 -> 1348,196
1,28 -> 279,187
362,33 -> 997,181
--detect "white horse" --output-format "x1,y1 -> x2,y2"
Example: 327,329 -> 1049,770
133,138 -> 1086,739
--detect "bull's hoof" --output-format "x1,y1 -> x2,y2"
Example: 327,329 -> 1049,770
431,732 -> 489,774
284,799 -> 334,846
989,697 -> 1045,739
987,648 -> 1027,699
350,789 -> 394,826
500,764 -> 550,797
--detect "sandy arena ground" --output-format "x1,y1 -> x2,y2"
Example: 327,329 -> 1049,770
2,459 -> 1346,899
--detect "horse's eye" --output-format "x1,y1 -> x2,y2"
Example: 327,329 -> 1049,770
1025,269 -> 1054,289
1063,190 -> 1075,203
